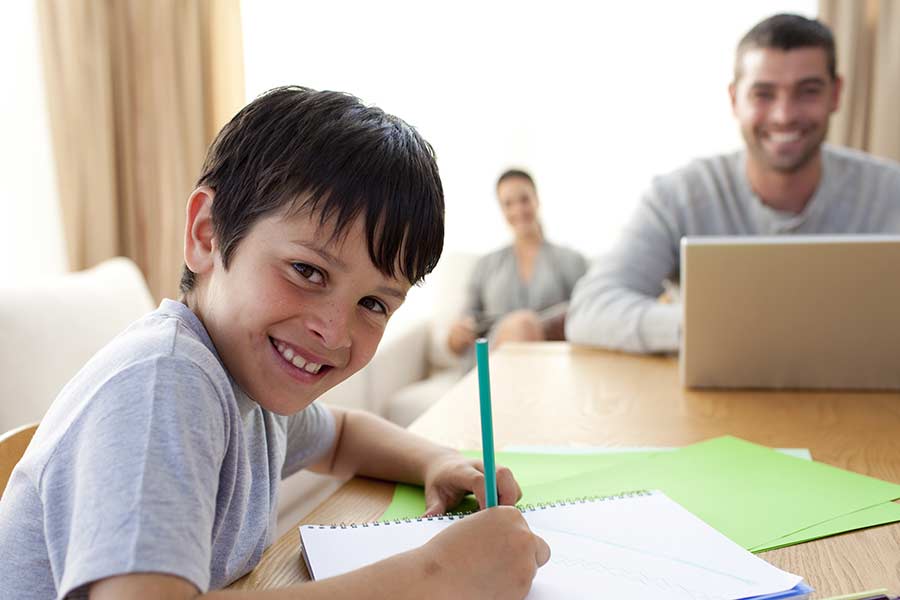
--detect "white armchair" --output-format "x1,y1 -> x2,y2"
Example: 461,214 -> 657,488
0,257 -> 155,432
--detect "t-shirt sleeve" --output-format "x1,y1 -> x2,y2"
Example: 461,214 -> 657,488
566,179 -> 683,353
281,402 -> 336,479
41,356 -> 228,597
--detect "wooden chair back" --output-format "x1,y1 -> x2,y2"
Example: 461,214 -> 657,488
0,423 -> 38,497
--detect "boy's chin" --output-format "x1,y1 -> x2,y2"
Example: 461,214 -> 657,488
259,395 -> 317,416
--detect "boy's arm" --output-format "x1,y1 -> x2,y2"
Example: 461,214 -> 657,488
311,407 -> 521,513
91,506 -> 549,600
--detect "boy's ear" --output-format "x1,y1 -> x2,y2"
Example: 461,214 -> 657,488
184,187 -> 217,276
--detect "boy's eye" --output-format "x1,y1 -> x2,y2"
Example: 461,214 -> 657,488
359,296 -> 388,315
292,262 -> 325,284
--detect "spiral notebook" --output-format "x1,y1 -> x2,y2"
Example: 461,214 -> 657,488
299,490 -> 811,599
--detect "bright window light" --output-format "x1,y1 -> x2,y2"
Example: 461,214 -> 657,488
242,1 -> 816,260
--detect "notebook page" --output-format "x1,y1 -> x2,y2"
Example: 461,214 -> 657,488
299,491 -> 803,600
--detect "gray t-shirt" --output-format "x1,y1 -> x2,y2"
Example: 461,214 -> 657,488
566,145 -> 900,353
0,299 -> 335,599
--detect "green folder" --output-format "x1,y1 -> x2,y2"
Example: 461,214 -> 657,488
379,437 -> 900,552
519,436 -> 900,551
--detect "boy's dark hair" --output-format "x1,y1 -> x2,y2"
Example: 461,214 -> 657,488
180,86 -> 444,293
496,169 -> 536,193
734,14 -> 837,82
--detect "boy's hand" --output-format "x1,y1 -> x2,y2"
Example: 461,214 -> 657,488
423,454 -> 522,516
416,506 -> 550,600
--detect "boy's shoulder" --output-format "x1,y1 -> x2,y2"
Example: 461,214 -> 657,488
32,300 -> 238,465
73,299 -> 232,406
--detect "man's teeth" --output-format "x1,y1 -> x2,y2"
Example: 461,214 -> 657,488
769,131 -> 801,143
275,341 -> 323,374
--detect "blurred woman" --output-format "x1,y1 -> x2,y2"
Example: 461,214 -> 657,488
447,169 -> 587,361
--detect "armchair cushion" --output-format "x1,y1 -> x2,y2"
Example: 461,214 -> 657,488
0,258 -> 155,430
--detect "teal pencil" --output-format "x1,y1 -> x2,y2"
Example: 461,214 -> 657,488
475,338 -> 498,508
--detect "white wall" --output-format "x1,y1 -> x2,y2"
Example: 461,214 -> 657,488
242,0 -> 816,320
0,2 -> 67,286
242,0 -> 817,263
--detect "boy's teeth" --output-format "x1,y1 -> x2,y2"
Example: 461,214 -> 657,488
304,362 -> 322,374
276,340 -> 324,374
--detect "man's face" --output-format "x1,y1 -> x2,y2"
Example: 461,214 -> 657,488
196,209 -> 410,415
730,46 -> 841,174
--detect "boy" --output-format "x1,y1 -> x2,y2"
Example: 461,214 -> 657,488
0,87 -> 549,599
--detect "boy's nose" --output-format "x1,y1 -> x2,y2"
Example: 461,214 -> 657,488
309,308 -> 352,351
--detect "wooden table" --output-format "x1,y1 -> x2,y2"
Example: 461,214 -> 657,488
230,343 -> 900,597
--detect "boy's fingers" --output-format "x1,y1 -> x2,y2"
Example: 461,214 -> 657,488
469,472 -> 487,509
495,467 -> 521,505
534,534 -> 551,567
423,495 -> 446,517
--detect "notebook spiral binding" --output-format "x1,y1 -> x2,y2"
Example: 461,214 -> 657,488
306,489 -> 651,530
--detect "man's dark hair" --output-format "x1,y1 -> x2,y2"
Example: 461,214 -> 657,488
734,14 -> 837,82
496,169 -> 536,193
180,86 -> 444,293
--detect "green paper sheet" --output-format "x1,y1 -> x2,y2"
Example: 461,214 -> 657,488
520,436 -> 900,551
380,445 -> 815,522
379,438 -> 900,552
749,500 -> 900,552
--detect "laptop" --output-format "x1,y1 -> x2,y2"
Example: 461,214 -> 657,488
680,235 -> 900,390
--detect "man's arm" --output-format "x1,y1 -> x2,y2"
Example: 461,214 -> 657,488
565,188 -> 682,354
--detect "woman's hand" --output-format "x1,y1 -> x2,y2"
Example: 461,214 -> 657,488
447,317 -> 477,355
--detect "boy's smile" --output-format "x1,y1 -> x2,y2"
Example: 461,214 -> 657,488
186,193 -> 410,415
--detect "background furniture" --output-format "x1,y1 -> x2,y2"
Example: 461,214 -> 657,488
229,343 -> 900,597
0,257 -> 156,432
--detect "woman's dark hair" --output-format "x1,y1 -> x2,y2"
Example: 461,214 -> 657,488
180,86 -> 445,293
496,169 -> 536,193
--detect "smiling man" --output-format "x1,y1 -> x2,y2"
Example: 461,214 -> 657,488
566,13 -> 900,354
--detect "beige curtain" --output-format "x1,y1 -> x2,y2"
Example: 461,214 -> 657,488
820,0 -> 900,163
37,0 -> 245,300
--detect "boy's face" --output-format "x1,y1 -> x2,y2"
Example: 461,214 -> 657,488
189,199 -> 410,415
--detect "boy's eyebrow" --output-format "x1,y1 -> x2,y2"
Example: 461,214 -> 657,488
292,240 -> 349,270
290,239 -> 408,301
376,286 -> 407,302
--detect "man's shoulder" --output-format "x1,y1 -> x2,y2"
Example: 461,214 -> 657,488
654,150 -> 743,186
823,144 -> 900,178
643,150 -> 745,213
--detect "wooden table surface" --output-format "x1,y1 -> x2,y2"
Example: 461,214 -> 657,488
229,343 -> 900,597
